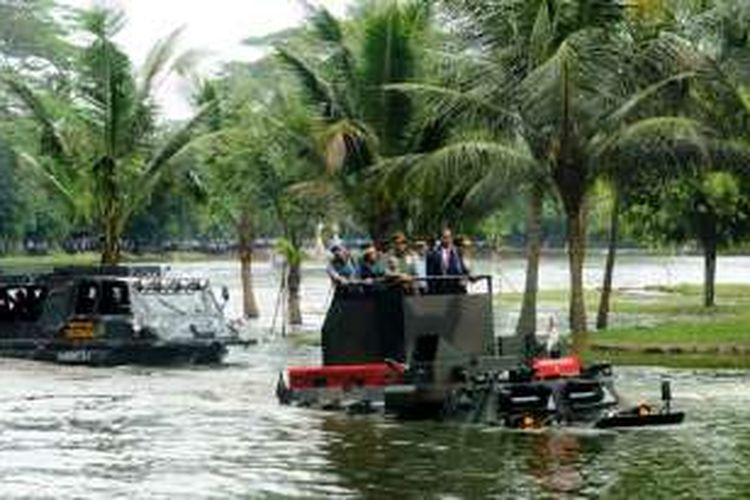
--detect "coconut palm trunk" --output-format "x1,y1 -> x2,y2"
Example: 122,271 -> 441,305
703,238 -> 717,308
516,184 -> 544,355
566,203 -> 588,353
596,189 -> 621,330
287,260 -> 302,325
238,210 -> 259,319
100,223 -> 121,265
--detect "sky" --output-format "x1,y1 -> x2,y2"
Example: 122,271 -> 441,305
60,0 -> 352,118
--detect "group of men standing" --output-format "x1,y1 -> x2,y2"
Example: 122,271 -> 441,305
327,228 -> 470,294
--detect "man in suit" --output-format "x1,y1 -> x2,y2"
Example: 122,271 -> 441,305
427,228 -> 468,294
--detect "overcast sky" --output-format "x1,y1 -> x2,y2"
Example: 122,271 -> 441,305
60,0 -> 351,118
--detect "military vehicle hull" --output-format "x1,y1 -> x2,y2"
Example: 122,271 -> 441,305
0,338 -> 227,366
0,267 -> 237,367
278,276 -> 685,429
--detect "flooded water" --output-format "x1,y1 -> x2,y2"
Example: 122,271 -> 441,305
1,254 -> 749,498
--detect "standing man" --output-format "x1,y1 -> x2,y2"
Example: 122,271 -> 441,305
327,244 -> 357,286
427,227 -> 468,293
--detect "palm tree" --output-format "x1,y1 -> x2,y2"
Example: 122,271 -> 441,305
399,0 -> 746,352
272,1 -> 437,240
596,0 -> 750,321
197,59 -> 340,324
2,7 -> 215,264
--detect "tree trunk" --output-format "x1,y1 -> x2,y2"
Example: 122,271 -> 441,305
96,157 -> 121,266
100,216 -> 121,265
516,184 -> 544,357
287,260 -> 302,325
596,190 -> 620,331
567,204 -> 588,354
704,239 -> 717,308
238,210 -> 259,319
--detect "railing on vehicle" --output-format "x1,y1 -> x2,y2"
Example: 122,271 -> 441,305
133,278 -> 210,294
322,275 -> 498,366
52,266 -> 166,278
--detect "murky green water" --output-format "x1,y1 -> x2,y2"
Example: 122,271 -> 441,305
1,256 -> 749,498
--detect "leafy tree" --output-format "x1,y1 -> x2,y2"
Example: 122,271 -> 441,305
2,7 -> 215,264
628,171 -> 750,307
0,139 -> 20,250
273,0 -> 438,241
399,0 -> 746,352
198,56 -> 340,323
596,0 -> 750,327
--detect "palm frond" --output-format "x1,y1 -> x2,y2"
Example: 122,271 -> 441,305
17,151 -> 76,209
139,27 -> 184,98
403,138 -> 538,195
596,71 -> 697,133
124,100 -> 218,221
306,4 -> 345,44
528,0 -> 553,68
359,1 -> 427,154
2,74 -> 70,161
78,6 -> 126,38
276,46 -> 342,120
592,116 -> 750,182
387,82 -> 518,124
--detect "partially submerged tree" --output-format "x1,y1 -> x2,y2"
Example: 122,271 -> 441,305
196,57 -> 339,324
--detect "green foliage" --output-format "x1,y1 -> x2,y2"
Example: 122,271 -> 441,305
2,6 -> 215,263
0,0 -> 749,270
0,0 -> 71,69
0,139 -> 20,240
272,1 -> 443,239
626,171 -> 750,250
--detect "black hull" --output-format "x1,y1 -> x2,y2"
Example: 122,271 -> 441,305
595,412 -> 686,429
0,339 -> 227,367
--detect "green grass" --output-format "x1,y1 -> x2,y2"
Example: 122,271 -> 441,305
0,251 -> 237,269
592,314 -> 750,346
584,349 -> 750,370
0,252 -> 100,268
502,283 -> 750,369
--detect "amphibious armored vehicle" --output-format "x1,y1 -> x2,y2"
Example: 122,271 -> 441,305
277,276 -> 684,429
0,266 -> 242,366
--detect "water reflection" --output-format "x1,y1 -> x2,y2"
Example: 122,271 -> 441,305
316,415 -> 621,499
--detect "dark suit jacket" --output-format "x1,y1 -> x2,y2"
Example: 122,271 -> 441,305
427,246 -> 465,277
426,246 -> 467,294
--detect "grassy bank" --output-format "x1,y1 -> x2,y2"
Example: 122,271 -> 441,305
0,252 -> 239,269
504,284 -> 750,369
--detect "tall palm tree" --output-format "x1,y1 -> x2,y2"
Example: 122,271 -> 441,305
597,0 -> 750,321
399,0 -> 747,352
2,7 -> 215,264
197,59 -> 341,324
273,0 -> 436,240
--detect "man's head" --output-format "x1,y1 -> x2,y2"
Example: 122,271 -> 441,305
363,245 -> 378,264
440,228 -> 453,248
392,232 -> 408,254
330,244 -> 347,260
412,240 -> 427,255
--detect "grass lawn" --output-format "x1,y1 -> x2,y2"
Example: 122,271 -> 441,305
0,251 -> 235,269
505,284 -> 750,369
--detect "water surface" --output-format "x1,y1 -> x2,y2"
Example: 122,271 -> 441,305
1,255 -> 748,498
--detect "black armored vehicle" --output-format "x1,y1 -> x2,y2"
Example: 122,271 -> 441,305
278,276 -> 684,429
0,266 -> 242,366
